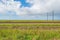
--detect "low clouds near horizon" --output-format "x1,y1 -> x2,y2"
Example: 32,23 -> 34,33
0,0 -> 60,16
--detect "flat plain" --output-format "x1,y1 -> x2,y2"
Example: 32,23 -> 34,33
0,20 -> 60,40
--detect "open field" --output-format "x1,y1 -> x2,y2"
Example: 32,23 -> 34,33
0,20 -> 60,23
0,20 -> 60,40
0,30 -> 60,40
0,23 -> 60,30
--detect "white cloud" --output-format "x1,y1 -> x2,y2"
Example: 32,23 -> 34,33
26,0 -> 60,14
0,0 -> 60,16
0,0 -> 21,14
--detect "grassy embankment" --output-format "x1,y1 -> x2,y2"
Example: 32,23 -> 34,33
0,20 -> 60,23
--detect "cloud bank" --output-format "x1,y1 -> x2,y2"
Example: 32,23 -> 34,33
0,0 -> 60,16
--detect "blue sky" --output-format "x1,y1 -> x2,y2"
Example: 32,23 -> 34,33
0,0 -> 60,20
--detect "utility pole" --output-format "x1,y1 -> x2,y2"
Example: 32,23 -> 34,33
47,13 -> 48,21
52,11 -> 54,21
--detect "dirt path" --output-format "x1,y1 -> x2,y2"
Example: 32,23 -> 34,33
0,26 -> 60,30
0,23 -> 60,30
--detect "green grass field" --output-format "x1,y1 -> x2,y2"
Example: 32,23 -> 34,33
0,30 -> 60,40
0,20 -> 60,40
0,20 -> 60,23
